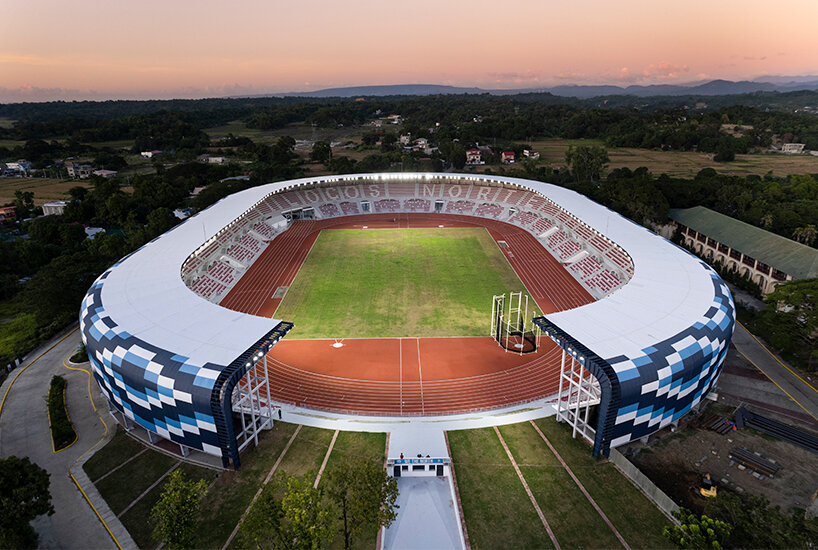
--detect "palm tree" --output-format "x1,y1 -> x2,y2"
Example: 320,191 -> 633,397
793,225 -> 817,245
802,224 -> 817,246
760,213 -> 773,229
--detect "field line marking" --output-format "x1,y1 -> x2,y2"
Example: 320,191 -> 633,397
117,461 -> 181,518
735,349 -> 818,423
270,224 -> 322,318
529,420 -> 630,549
0,326 -> 79,419
314,429 -> 340,488
737,321 -> 818,395
63,355 -> 98,412
494,426 -> 560,550
221,425 -> 303,550
486,226 -> 547,315
91,448 -> 148,485
417,338 -> 424,414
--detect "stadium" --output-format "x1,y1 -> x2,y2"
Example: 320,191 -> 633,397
80,173 -> 735,469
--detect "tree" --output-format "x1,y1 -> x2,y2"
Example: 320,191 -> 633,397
704,491 -> 818,549
310,141 -> 332,165
792,224 -> 817,246
565,145 -> 609,182
325,460 -> 399,550
663,508 -> 731,549
151,469 -> 208,550
239,472 -> 335,550
13,190 -> 35,218
0,456 -> 54,549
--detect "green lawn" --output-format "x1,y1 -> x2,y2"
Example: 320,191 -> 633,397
275,227 -> 534,338
447,427 -> 553,549
448,420 -> 673,549
532,418 -> 672,549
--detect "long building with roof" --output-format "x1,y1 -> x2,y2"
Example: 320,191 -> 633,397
669,206 -> 818,295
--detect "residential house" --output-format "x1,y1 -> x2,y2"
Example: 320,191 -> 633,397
466,149 -> 483,165
42,201 -> 67,216
0,206 -> 16,220
523,149 -> 540,160
92,169 -> 118,179
501,151 -> 516,164
781,143 -> 805,154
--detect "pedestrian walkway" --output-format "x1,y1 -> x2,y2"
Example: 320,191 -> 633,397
0,327 -> 135,550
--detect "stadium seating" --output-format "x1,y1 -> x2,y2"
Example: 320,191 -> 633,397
606,247 -> 635,274
374,199 -> 400,213
340,201 -> 359,215
569,256 -> 604,280
545,230 -> 568,249
318,203 -> 340,218
445,200 -> 475,214
509,210 -> 539,227
555,239 -> 582,262
584,269 -> 621,294
532,217 -> 553,234
206,261 -> 237,285
253,222 -> 276,239
589,235 -> 612,254
404,198 -> 431,212
226,244 -> 254,264
239,234 -> 262,253
181,256 -> 202,278
255,201 -> 273,215
190,276 -> 227,300
475,203 -> 503,218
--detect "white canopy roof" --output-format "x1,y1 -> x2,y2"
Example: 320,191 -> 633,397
99,173 -> 714,368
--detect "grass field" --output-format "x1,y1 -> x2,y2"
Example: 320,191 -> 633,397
517,138 -> 818,178
448,419 -> 671,549
274,227 -> 536,338
0,176 -> 92,206
87,425 -> 387,549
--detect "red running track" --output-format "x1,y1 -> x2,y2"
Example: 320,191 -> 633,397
219,213 -> 594,416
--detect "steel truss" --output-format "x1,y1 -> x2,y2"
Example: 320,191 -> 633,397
555,347 -> 602,444
232,354 -> 275,452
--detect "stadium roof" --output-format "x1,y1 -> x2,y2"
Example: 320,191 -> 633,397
99,173 -> 727,378
669,206 -> 818,279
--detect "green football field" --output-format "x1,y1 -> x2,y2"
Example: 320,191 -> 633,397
274,227 -> 537,338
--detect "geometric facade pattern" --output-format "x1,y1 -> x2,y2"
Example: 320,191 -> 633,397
605,263 -> 735,447
81,268 -> 226,456
537,260 -> 735,456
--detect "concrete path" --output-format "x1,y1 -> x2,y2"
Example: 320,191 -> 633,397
731,322 -> 818,424
0,327 -> 132,550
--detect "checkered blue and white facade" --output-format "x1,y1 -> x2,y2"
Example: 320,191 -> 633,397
605,263 -> 734,448
81,267 -> 227,456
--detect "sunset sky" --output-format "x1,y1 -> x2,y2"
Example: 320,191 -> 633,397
2,0 -> 817,102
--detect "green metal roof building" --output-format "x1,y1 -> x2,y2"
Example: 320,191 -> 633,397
669,206 -> 818,293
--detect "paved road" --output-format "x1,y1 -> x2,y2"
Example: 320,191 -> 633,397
731,322 -> 818,424
0,327 -> 118,550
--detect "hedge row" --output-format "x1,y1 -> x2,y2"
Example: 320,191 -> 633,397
47,375 -> 76,451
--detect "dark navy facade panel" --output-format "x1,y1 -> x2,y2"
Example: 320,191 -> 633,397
80,268 -> 226,456
605,263 -> 735,448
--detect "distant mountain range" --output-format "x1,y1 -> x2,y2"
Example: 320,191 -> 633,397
243,77 -> 818,99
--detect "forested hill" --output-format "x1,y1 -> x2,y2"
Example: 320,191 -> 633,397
2,89 -> 818,124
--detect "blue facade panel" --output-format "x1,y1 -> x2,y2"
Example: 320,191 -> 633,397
80,269 -> 229,457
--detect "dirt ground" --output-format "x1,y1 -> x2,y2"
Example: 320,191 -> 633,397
624,347 -> 818,515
